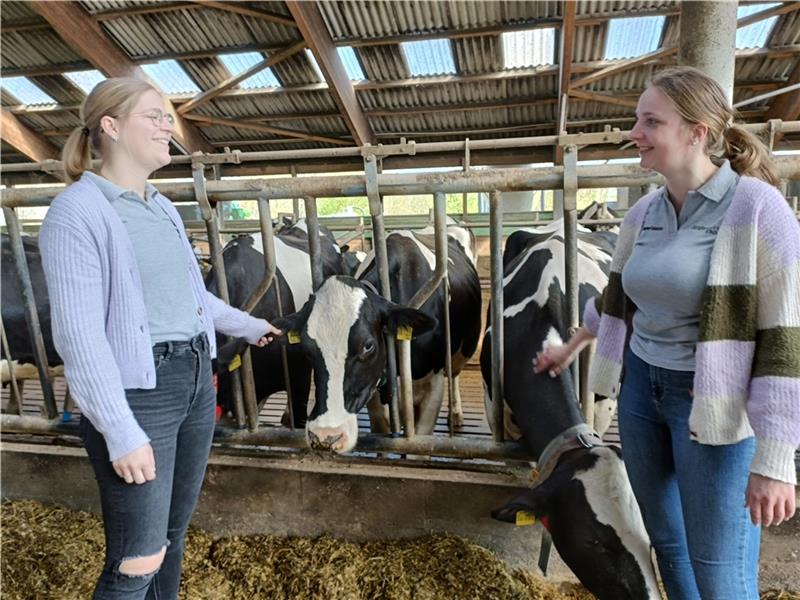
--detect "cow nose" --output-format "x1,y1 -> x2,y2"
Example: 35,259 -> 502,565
308,428 -> 346,452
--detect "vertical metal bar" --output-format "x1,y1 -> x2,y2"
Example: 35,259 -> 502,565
291,165 -> 300,222
2,207 -> 57,420
443,275 -> 455,437
193,162 -> 246,429
0,317 -> 23,416
462,138 -> 471,222
303,196 -> 324,292
399,339 -> 414,437
364,154 -> 400,435
562,145 -> 591,424
489,191 -> 504,443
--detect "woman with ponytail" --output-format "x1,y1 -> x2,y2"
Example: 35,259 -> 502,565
39,78 -> 281,599
535,66 -> 798,599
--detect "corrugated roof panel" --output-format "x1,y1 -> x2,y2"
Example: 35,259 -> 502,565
219,53 -> 281,89
271,52 -> 323,86
401,39 -> 456,76
338,47 -> 366,80
573,24 -> 608,63
501,28 -> 556,68
1,31 -> 85,70
2,0 -> 40,21
28,75 -> 86,105
63,70 -> 106,95
735,55 -> 799,83
179,58 -> 230,90
451,36 -> 502,74
604,15 -> 665,59
141,60 -> 201,94
357,46 -> 408,81
768,10 -> 800,46
736,3 -> 781,49
1,77 -> 57,105
578,1 -> 677,18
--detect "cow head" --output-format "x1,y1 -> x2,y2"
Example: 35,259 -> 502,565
492,446 -> 659,600
274,276 -> 436,453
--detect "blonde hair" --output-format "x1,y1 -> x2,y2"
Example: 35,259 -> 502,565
649,66 -> 779,187
61,77 -> 160,182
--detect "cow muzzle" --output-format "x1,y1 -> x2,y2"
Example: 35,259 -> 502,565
307,427 -> 350,453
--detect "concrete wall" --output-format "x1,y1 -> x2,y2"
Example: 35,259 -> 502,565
1,441 -> 576,578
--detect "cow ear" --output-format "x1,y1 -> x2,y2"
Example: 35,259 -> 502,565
339,243 -> 350,253
217,338 -> 248,367
271,297 -> 314,337
384,307 -> 437,339
491,485 -> 552,524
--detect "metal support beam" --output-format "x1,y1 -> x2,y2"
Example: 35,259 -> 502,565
489,191 -> 504,443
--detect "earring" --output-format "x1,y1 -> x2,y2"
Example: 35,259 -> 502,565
691,139 -> 698,146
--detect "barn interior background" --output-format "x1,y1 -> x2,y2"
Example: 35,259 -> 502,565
1,0 -> 799,597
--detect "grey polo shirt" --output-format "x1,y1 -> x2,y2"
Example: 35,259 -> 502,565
84,171 -> 203,344
621,160 -> 739,371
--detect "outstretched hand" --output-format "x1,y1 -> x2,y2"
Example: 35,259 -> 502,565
745,473 -> 796,527
533,344 -> 577,378
254,322 -> 282,347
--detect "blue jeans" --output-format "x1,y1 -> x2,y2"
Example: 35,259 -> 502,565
618,348 -> 760,600
81,333 -> 215,600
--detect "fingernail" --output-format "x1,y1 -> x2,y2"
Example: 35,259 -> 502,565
549,370 -> 556,378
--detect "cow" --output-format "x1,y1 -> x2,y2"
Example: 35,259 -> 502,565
209,220 -> 357,426
479,221 -> 659,600
272,227 -> 482,452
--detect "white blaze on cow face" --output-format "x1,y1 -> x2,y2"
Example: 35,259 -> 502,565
305,278 -> 366,453
574,448 -> 661,599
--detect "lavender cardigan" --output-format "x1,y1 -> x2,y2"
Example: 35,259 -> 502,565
39,174 -> 268,461
584,176 -> 800,484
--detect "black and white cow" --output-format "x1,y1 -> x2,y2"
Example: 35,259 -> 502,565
273,227 -> 482,452
208,221 -> 355,425
480,221 -> 658,599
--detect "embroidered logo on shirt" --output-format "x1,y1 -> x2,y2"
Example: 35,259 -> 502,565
690,225 -> 719,235
641,226 -> 664,231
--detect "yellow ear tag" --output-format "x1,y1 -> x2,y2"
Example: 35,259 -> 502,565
228,353 -> 242,372
396,325 -> 413,341
515,510 -> 536,527
288,330 -> 301,344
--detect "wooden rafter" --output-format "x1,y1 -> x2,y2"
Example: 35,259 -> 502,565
555,0 -> 577,163
737,2 -> 800,28
178,41 -> 306,115
27,1 -> 213,155
569,46 -> 678,89
0,109 -> 62,165
764,60 -> 800,143
286,0 -> 375,146
568,88 -> 638,108
182,113 -> 351,146
188,1 -> 297,27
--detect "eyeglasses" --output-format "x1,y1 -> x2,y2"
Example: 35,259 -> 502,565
131,110 -> 176,127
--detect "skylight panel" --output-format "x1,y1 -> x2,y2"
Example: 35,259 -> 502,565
337,46 -> 365,81
305,49 -> 324,80
604,16 -> 665,60
64,70 -> 106,94
140,60 -> 200,94
401,39 -> 456,76
1,77 -> 56,105
219,52 -> 281,89
736,3 -> 780,49
501,29 -> 556,69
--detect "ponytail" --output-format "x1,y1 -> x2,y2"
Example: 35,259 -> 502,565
61,126 -> 94,182
722,124 -> 780,188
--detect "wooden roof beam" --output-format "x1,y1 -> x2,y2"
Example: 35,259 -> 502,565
764,60 -> 800,143
28,1 -> 214,155
1,109 -> 61,163
286,1 -> 375,146
569,88 -> 639,108
187,1 -> 296,27
182,113 -> 351,146
178,41 -> 306,115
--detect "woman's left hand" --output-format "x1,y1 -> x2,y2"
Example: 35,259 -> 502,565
745,473 -> 796,526
255,323 -> 282,347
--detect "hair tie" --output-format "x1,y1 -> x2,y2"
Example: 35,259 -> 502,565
81,126 -> 90,136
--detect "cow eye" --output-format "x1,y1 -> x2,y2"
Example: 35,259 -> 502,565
361,341 -> 375,357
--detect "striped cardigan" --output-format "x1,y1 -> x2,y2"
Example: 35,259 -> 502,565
583,176 -> 800,484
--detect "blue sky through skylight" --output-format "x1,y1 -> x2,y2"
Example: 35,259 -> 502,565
401,39 -> 456,76
219,53 -> 281,89
64,70 -> 106,94
141,60 -> 200,94
337,46 -> 365,80
2,77 -> 56,104
604,16 -> 665,60
736,3 -> 780,49
501,29 -> 555,68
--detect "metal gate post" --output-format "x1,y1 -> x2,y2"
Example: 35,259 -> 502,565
2,207 -> 57,419
302,196 -> 324,292
489,191 -> 504,443
364,153 -> 400,435
193,161 -> 246,428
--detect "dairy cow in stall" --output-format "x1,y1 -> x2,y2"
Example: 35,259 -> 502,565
480,221 -> 659,600
272,226 -> 482,451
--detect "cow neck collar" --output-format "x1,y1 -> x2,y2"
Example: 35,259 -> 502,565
531,423 -> 604,488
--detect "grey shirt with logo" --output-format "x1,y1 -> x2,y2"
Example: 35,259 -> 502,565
84,171 -> 204,344
621,160 -> 739,371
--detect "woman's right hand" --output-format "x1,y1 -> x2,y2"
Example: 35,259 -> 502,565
533,344 -> 577,378
112,443 -> 156,484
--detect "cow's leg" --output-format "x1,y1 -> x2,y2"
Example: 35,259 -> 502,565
413,370 -> 445,435
367,391 -> 390,434
447,350 -> 469,429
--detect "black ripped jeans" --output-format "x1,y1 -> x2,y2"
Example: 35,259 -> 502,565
81,333 -> 215,600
